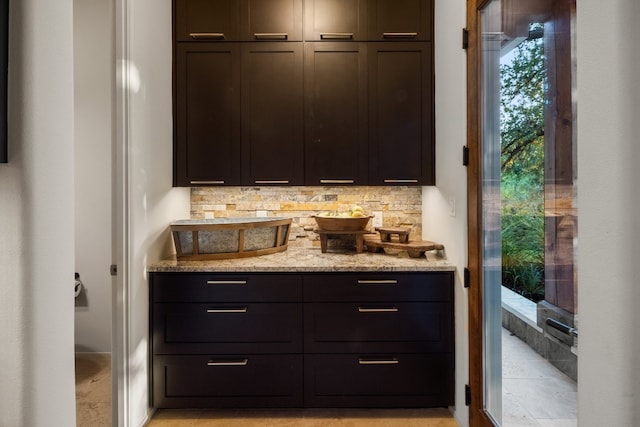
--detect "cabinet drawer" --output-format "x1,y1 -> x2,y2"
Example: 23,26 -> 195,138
153,302 -> 302,354
151,273 -> 302,302
154,354 -> 303,408
303,272 -> 452,302
304,353 -> 453,407
304,302 -> 452,353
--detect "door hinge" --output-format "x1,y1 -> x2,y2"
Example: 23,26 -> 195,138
110,264 -> 117,276
463,145 -> 469,166
462,28 -> 469,50
464,267 -> 470,288
465,384 -> 472,405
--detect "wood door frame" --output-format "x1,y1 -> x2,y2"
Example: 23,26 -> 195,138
466,0 -> 496,425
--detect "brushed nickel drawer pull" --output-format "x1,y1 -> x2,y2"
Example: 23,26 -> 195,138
357,280 -> 398,285
207,358 -> 249,366
320,33 -> 354,40
320,179 -> 355,184
254,33 -> 288,40
206,280 -> 247,285
255,180 -> 290,184
358,357 -> 399,365
358,307 -> 399,313
190,180 -> 225,185
189,32 -> 225,40
383,179 -> 419,183
382,32 -> 418,39
206,307 -> 248,313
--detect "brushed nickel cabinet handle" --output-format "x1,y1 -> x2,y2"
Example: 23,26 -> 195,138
207,358 -> 249,366
358,307 -> 399,313
382,32 -> 418,39
358,357 -> 399,365
383,179 -> 419,183
255,180 -> 290,184
357,280 -> 398,285
190,180 -> 225,185
254,33 -> 288,40
189,32 -> 225,40
206,307 -> 248,313
206,280 -> 247,285
320,33 -> 354,40
320,179 -> 355,184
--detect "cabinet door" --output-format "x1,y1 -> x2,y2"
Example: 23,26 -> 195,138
174,43 -> 241,186
368,42 -> 434,185
241,0 -> 303,41
304,0 -> 367,41
241,43 -> 304,185
174,0 -> 240,41
304,42 -> 368,185
368,0 -> 432,41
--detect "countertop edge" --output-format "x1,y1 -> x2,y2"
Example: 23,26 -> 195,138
147,248 -> 457,273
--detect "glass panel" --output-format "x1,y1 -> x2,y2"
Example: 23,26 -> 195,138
480,0 -> 578,425
480,1 -> 503,424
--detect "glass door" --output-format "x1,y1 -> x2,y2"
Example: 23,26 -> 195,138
470,0 -> 578,425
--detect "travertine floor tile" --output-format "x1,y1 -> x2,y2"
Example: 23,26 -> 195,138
76,353 -> 111,427
148,408 -> 458,427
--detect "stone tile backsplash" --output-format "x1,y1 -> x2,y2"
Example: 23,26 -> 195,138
191,186 -> 422,248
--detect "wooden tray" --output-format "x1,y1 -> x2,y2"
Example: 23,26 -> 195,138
363,235 -> 444,258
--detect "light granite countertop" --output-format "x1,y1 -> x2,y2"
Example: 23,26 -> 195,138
148,246 -> 456,273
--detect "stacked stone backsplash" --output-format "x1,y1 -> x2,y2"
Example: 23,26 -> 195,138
191,186 -> 422,248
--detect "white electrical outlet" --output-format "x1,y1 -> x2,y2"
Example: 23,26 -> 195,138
256,210 -> 268,217
449,197 -> 456,217
372,211 -> 383,227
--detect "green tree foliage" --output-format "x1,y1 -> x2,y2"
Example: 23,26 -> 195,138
500,33 -> 546,302
500,37 -> 545,187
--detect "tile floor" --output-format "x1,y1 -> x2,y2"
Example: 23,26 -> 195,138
149,408 -> 458,427
502,328 -> 577,427
75,352 -> 112,427
75,329 -> 577,427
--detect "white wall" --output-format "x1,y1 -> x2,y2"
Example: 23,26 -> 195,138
577,0 -> 640,425
0,1 -> 77,426
74,0 -> 113,353
116,0 -> 190,424
425,1 -> 469,426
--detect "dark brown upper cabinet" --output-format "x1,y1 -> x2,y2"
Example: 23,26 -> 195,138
241,43 -> 304,185
174,0 -> 302,42
241,0 -> 303,41
368,0 -> 432,41
173,0 -> 435,187
304,42 -> 368,185
174,0 -> 241,41
174,43 -> 242,186
304,0 -> 368,41
368,42 -> 434,185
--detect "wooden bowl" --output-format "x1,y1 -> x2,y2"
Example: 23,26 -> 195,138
312,215 -> 372,231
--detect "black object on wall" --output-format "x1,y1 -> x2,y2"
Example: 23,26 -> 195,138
0,0 -> 7,163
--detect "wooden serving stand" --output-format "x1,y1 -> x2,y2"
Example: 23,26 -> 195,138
315,229 -> 375,254
363,226 -> 445,258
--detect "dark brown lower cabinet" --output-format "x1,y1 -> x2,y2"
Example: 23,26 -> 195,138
153,354 -> 303,408
150,271 -> 453,409
304,353 -> 453,407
